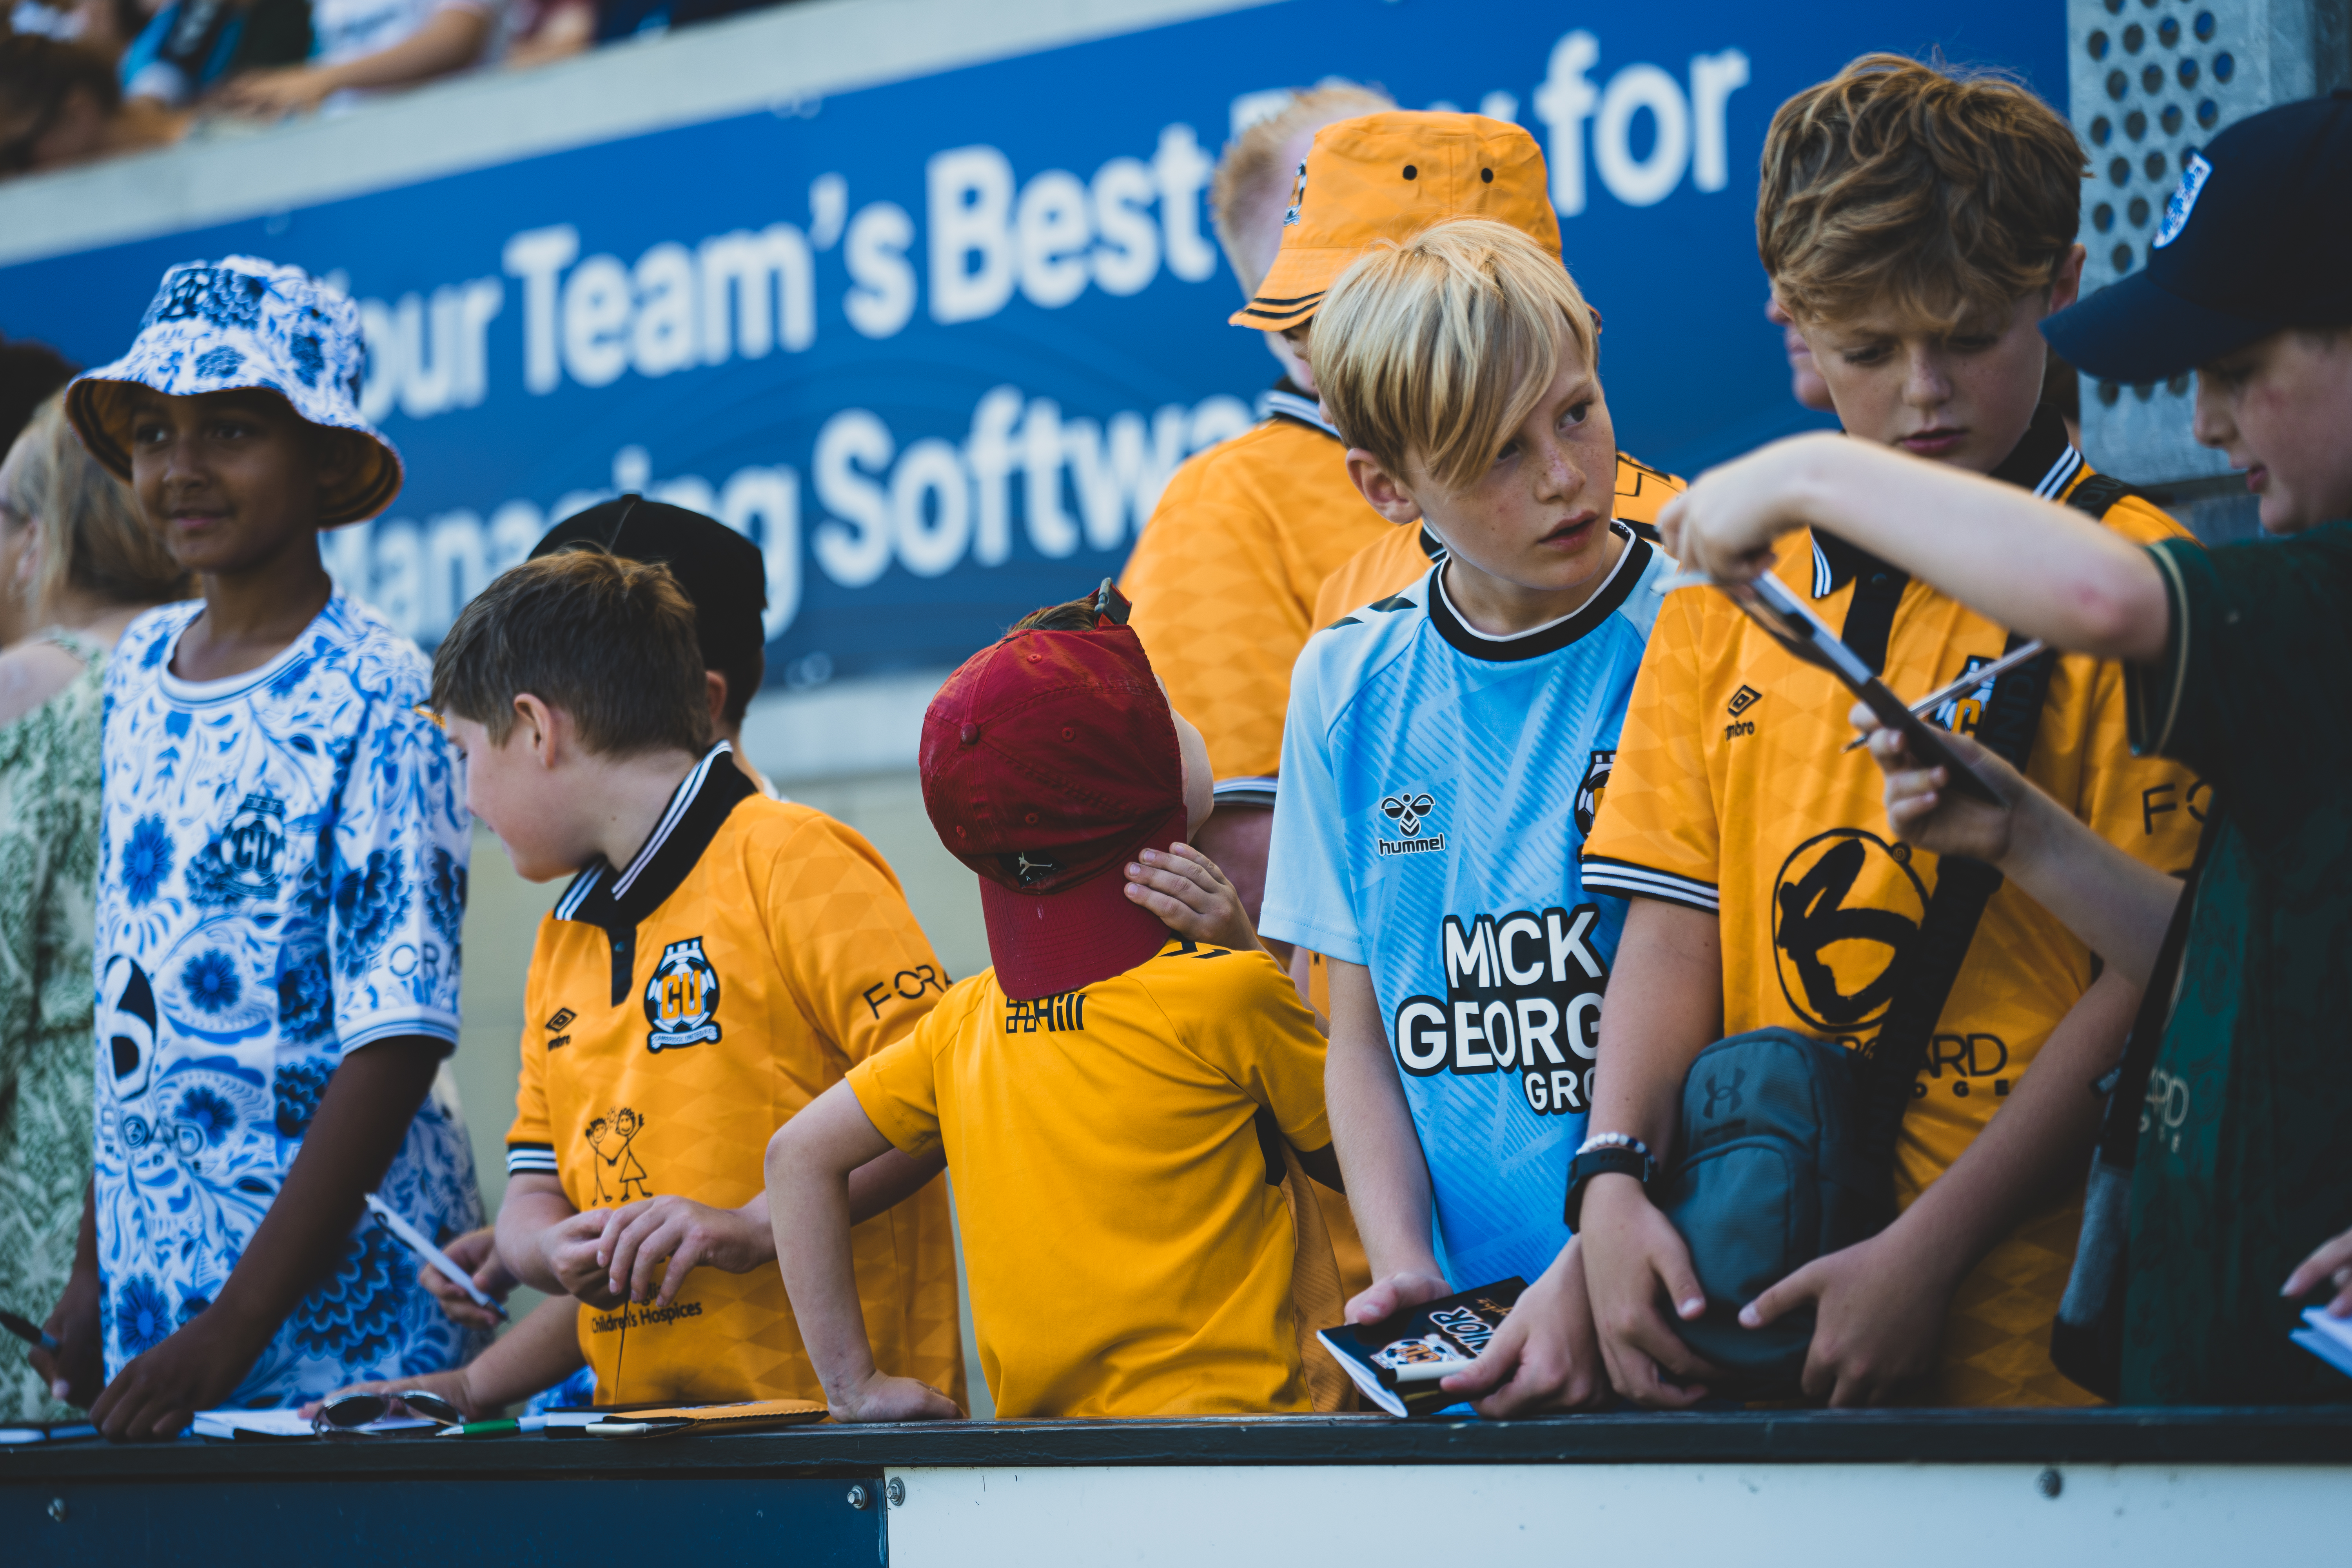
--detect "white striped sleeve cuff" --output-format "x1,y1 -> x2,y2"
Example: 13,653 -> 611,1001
506,1142 -> 559,1176
1581,856 -> 1720,914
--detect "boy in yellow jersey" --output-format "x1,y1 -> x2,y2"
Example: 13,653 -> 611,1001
767,593 -> 1339,1421
1573,56 -> 2203,1409
432,551 -> 962,1409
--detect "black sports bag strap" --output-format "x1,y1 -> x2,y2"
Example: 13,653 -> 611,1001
1853,470 -> 2136,1176
1854,632 -> 2060,1182
2091,808 -> 2218,1172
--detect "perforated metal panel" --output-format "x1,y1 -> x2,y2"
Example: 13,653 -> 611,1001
2067,0 -> 2352,490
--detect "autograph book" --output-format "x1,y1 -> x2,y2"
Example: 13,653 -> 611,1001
1315,1278 -> 1526,1418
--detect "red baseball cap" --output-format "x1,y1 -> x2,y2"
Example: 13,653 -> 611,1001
920,610 -> 1185,1002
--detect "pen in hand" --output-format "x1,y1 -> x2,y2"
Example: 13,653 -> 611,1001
0,1309 -> 58,1355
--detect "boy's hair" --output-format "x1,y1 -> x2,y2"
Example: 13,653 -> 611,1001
1759,54 -> 2084,330
1008,597 -> 1100,634
1211,82 -> 1394,292
1312,218 -> 1598,494
5,394 -> 189,611
432,550 -> 713,757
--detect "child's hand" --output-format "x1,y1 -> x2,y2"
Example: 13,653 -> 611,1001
544,1207 -> 623,1309
1579,1174 -> 1723,1408
1655,435 -> 1833,582
1436,1237 -> 1608,1416
30,1265 -> 103,1409
87,1308 -> 267,1441
419,1226 -> 513,1330
2285,1224 -> 2352,1317
214,66 -> 340,118
1737,1227 -> 1955,1407
1123,842 -> 1262,954
1343,1268 -> 1454,1327
299,1367 -> 480,1425
1853,703 -> 2027,865
595,1196 -> 772,1307
831,1371 -> 963,1424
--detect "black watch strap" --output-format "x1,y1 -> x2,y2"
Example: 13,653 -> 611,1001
1563,1145 -> 1653,1232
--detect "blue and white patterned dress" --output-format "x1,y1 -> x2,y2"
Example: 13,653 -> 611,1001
91,594 -> 485,1405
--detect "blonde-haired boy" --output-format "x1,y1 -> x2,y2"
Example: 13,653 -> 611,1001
1260,218 -> 1670,1415
1575,54 -> 2203,1409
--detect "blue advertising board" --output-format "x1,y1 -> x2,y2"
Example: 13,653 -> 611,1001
0,0 -> 2064,688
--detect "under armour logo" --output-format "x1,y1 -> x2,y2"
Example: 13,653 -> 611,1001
1009,851 -> 1059,887
1381,792 -> 1436,837
1702,1068 -> 1746,1118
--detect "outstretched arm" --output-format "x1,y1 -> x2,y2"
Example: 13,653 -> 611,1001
766,1084 -> 962,1422
1661,434 -> 2172,662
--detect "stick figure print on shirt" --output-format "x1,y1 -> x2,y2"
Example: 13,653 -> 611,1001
584,1107 -> 652,1204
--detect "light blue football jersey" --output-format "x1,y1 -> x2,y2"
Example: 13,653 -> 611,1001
1262,528 -> 1670,1287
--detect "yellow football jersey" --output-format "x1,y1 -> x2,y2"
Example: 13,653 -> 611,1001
1582,436 -> 2205,1406
1310,450 -> 1685,628
848,937 -> 1332,1419
1121,407 -> 1396,791
508,747 -> 964,1409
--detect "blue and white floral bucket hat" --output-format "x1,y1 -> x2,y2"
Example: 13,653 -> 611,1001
66,254 -> 402,527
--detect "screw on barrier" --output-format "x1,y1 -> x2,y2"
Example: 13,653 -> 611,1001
47,1497 -> 67,1522
887,1477 -> 907,1508
847,1483 -> 871,1510
2036,1467 -> 2063,1499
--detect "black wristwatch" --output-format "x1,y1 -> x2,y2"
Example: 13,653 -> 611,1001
1563,1146 -> 1654,1231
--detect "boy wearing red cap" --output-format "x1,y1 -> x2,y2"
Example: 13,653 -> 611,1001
766,594 -> 1339,1421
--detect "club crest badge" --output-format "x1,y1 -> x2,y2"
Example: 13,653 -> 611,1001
643,936 -> 721,1052
1575,750 -> 1614,838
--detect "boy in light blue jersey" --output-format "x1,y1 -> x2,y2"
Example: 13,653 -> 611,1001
1261,219 -> 1662,1415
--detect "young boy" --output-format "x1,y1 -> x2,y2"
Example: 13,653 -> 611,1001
1574,57 -> 2203,1409
1667,91 -> 2352,1404
32,257 -> 483,1439
766,601 -> 1338,1420
530,495 -> 776,793
1256,219 -> 1670,1416
435,551 -> 964,1409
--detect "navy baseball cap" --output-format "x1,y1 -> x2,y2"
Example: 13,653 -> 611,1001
2044,91 -> 2352,384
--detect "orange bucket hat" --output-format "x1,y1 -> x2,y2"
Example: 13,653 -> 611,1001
1230,111 -> 1561,334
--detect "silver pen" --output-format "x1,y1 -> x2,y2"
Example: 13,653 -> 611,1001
1840,640 -> 2050,751
363,1191 -> 509,1321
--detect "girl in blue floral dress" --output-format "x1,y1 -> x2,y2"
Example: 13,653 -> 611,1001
31,256 -> 486,1438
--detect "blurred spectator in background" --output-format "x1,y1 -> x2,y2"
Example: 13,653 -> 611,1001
118,0 -> 312,109
0,336 -> 75,458
6,0 -> 144,64
500,0 -> 588,69
0,395 -> 189,1422
213,0 -> 503,117
0,34 -> 183,176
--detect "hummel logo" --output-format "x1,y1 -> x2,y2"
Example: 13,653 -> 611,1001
1381,793 -> 1436,837
546,1009 -> 576,1033
1726,685 -> 1763,717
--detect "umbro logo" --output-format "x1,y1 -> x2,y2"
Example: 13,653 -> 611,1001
1725,684 -> 1762,740
546,1009 -> 576,1032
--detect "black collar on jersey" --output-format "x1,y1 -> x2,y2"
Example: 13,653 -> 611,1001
1257,377 -> 1341,441
554,742 -> 757,1004
1426,523 -> 1650,662
1809,405 -> 2084,601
